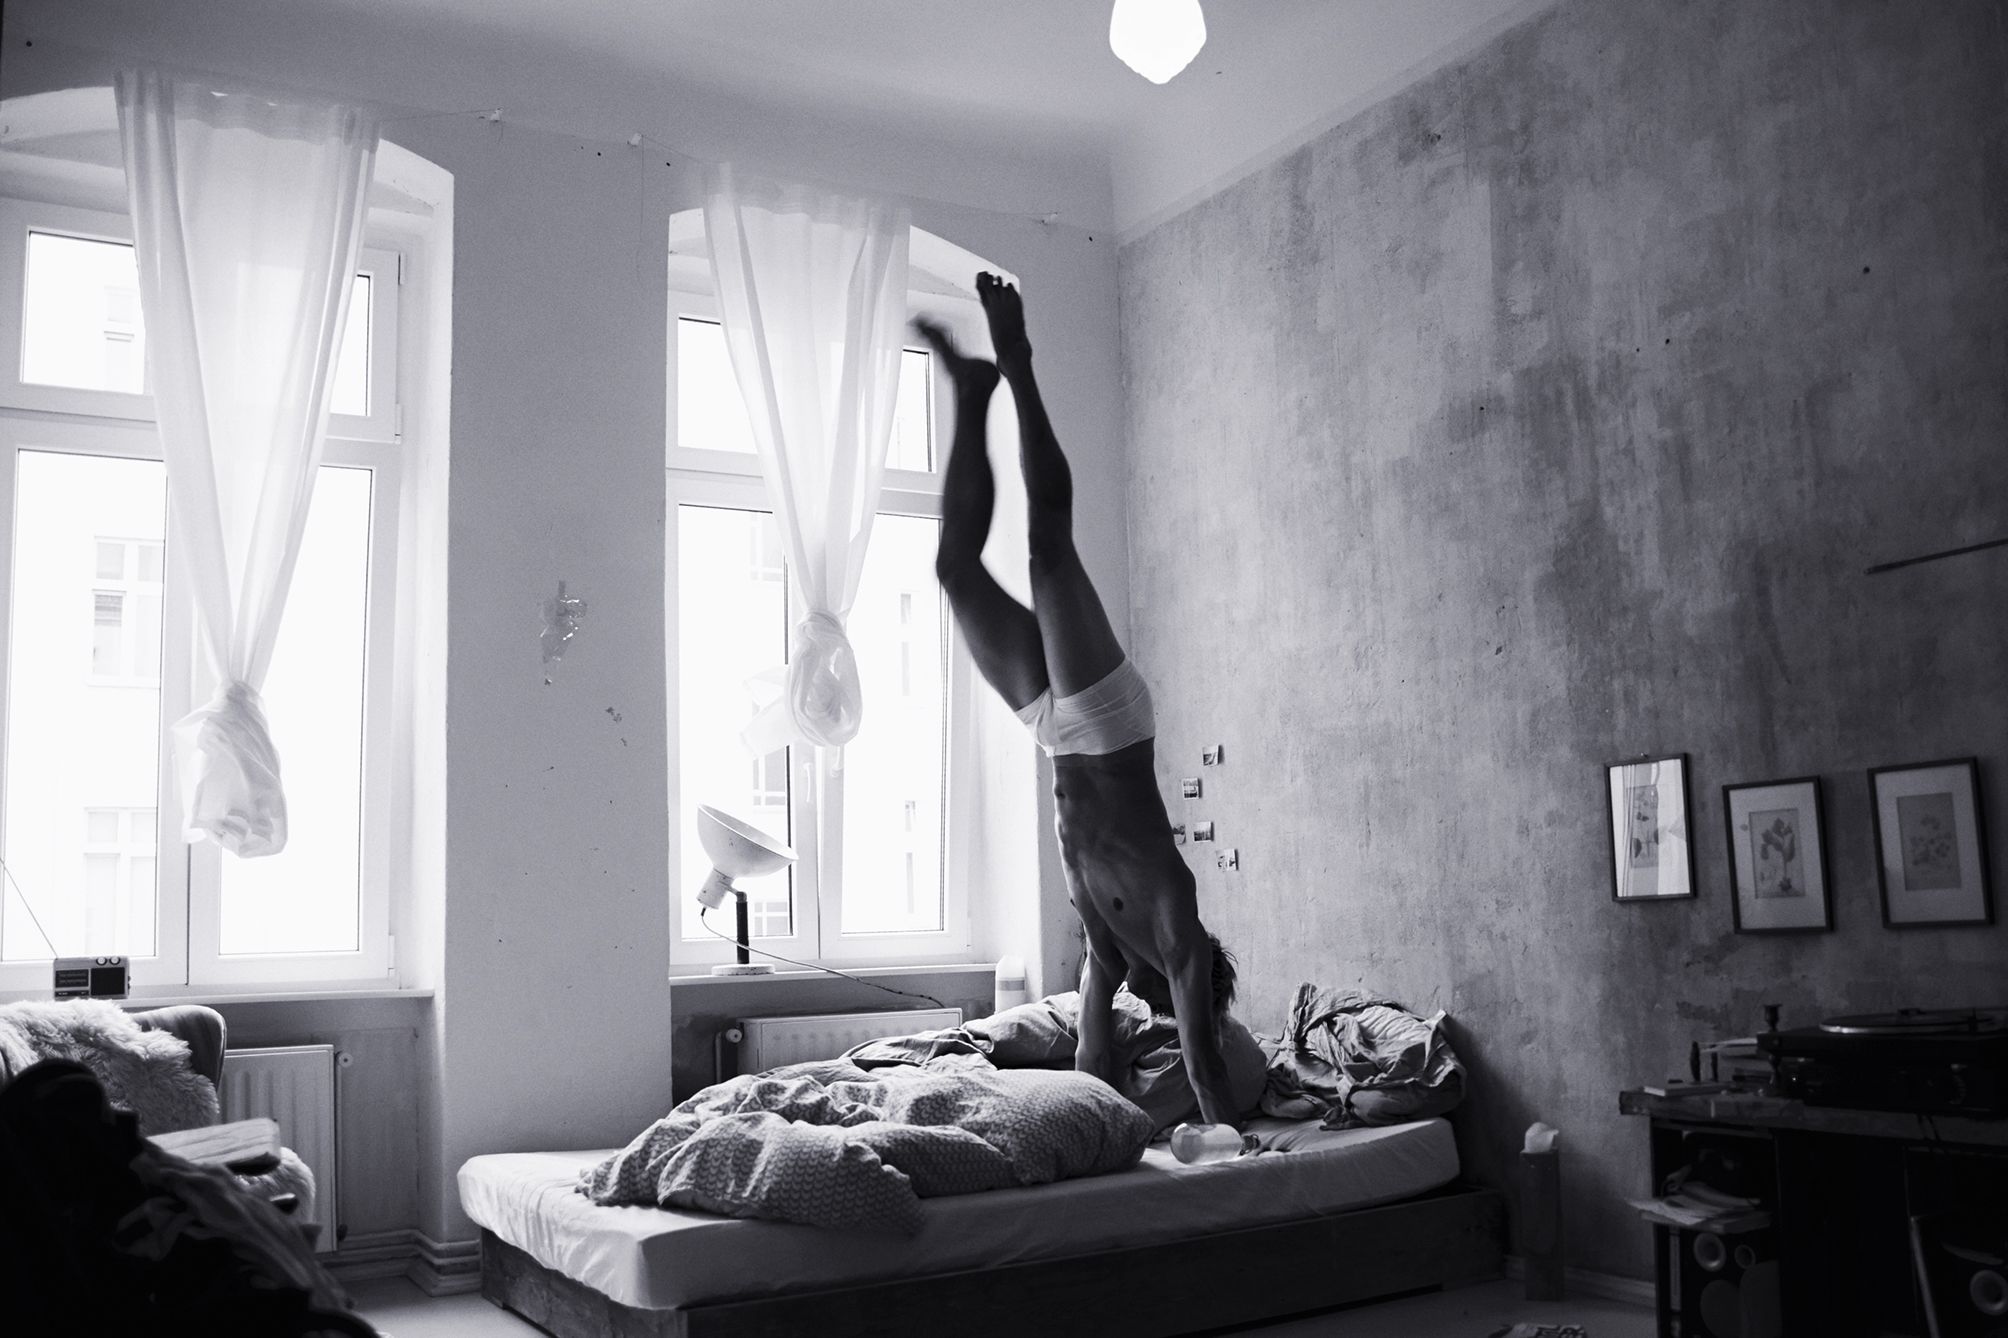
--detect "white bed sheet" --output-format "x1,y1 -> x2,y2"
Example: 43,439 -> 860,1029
457,1116 -> 1459,1311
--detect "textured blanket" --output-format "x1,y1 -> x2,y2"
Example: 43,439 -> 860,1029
0,1000 -> 218,1135
579,1058 -> 1152,1235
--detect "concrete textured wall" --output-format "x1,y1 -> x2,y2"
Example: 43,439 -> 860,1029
1118,0 -> 2008,1279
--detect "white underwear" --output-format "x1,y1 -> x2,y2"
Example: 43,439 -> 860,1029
1015,659 -> 1156,758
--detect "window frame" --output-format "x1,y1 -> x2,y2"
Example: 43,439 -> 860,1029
0,193 -> 402,993
665,278 -> 981,971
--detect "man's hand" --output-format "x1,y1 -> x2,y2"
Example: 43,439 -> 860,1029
1074,1041 -> 1117,1087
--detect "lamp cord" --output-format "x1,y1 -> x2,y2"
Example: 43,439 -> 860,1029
697,908 -> 947,1010
0,856 -> 62,958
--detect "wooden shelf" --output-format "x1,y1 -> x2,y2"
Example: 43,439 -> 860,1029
1618,1087 -> 2008,1146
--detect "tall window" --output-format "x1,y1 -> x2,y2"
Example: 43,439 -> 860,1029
0,195 -> 401,990
667,234 -> 988,968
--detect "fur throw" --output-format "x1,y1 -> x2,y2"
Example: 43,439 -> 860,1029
0,1000 -> 219,1135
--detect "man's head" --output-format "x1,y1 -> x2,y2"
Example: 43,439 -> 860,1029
1208,933 -> 1238,1019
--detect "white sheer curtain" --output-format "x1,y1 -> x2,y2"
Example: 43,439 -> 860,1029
116,69 -> 379,857
702,166 -> 911,754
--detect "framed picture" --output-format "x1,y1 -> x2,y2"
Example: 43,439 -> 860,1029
1870,758 -> 1992,927
1607,754 -> 1695,902
1722,777 -> 1831,933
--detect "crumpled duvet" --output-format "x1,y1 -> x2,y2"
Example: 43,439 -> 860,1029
845,990 -> 1267,1135
1259,983 -> 1465,1129
578,1058 -> 1151,1236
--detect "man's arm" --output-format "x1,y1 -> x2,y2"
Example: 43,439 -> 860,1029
1165,936 -> 1239,1128
1076,939 -> 1122,1088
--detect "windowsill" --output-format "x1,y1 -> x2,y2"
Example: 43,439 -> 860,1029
667,962 -> 994,988
0,985 -> 434,1007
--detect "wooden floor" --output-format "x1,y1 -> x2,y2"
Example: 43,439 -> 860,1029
352,1276 -> 1655,1338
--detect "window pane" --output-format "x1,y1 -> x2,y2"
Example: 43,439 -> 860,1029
887,348 -> 934,472
23,233 -> 372,415
84,809 -> 120,846
82,853 -> 119,953
329,274 -> 371,418
96,541 -> 125,579
218,467 -> 371,955
21,232 -> 147,395
675,318 -> 757,456
91,591 -> 124,676
3,451 -> 165,960
677,504 -> 790,940
840,514 -> 945,935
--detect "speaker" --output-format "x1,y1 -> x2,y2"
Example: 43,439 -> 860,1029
1913,1210 -> 2008,1338
1678,1226 -> 1781,1338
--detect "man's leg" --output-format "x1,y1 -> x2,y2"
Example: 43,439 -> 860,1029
914,316 -> 1048,711
977,273 -> 1126,697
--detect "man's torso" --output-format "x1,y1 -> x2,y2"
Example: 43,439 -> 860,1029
1052,740 -> 1196,1002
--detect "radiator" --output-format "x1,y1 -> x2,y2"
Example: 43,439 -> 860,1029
731,1007 -> 962,1076
221,1044 -> 338,1253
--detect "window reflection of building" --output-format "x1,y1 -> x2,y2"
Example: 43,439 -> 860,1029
80,807 -> 156,954
89,536 -> 163,683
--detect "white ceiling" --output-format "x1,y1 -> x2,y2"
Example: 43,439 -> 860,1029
304,0 -> 1550,237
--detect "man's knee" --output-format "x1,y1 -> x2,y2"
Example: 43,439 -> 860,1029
935,544 -> 983,594
1024,466 -> 1072,519
1026,508 -> 1077,575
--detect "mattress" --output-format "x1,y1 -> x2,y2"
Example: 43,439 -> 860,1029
457,1115 -> 1459,1311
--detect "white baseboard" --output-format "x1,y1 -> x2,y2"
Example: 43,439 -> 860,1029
1502,1254 -> 1656,1308
326,1229 -> 480,1296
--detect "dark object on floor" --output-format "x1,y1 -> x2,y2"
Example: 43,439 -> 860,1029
1487,1325 -> 1590,1338
0,1057 -> 373,1337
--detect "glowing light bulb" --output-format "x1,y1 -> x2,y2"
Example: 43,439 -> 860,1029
1109,0 -> 1208,85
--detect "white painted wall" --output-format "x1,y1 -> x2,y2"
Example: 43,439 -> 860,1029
5,0 -> 1125,1243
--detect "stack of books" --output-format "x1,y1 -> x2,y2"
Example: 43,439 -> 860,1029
1705,1036 -> 1774,1090
1626,1180 -> 1771,1234
147,1117 -> 280,1168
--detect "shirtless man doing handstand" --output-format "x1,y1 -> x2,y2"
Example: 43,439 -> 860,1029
917,275 -> 1261,1129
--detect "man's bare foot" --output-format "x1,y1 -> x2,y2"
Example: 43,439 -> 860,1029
912,316 -> 998,398
976,271 -> 1032,371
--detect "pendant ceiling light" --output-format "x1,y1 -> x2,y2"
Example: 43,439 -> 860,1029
1109,0 -> 1208,85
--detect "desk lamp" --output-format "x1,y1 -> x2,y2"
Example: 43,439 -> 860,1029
694,805 -> 796,976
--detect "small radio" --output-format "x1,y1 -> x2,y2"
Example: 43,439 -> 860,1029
53,955 -> 130,1000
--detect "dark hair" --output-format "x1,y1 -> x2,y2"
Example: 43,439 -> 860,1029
1209,933 -> 1238,1017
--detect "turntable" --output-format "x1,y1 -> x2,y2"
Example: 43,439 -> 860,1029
1757,1007 -> 2008,1116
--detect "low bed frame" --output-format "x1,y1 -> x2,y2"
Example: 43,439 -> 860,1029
479,1182 -> 1504,1338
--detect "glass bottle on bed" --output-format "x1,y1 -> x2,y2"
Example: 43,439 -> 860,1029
1170,1123 -> 1260,1164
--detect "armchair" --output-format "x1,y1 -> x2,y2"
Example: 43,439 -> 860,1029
129,1002 -> 314,1216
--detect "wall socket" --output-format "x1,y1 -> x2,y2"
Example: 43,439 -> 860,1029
1216,847 -> 1239,870
1180,777 -> 1201,799
1191,821 -> 1215,842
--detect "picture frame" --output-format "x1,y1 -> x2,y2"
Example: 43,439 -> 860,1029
1607,754 -> 1695,902
1722,776 -> 1831,933
1869,758 -> 1992,928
